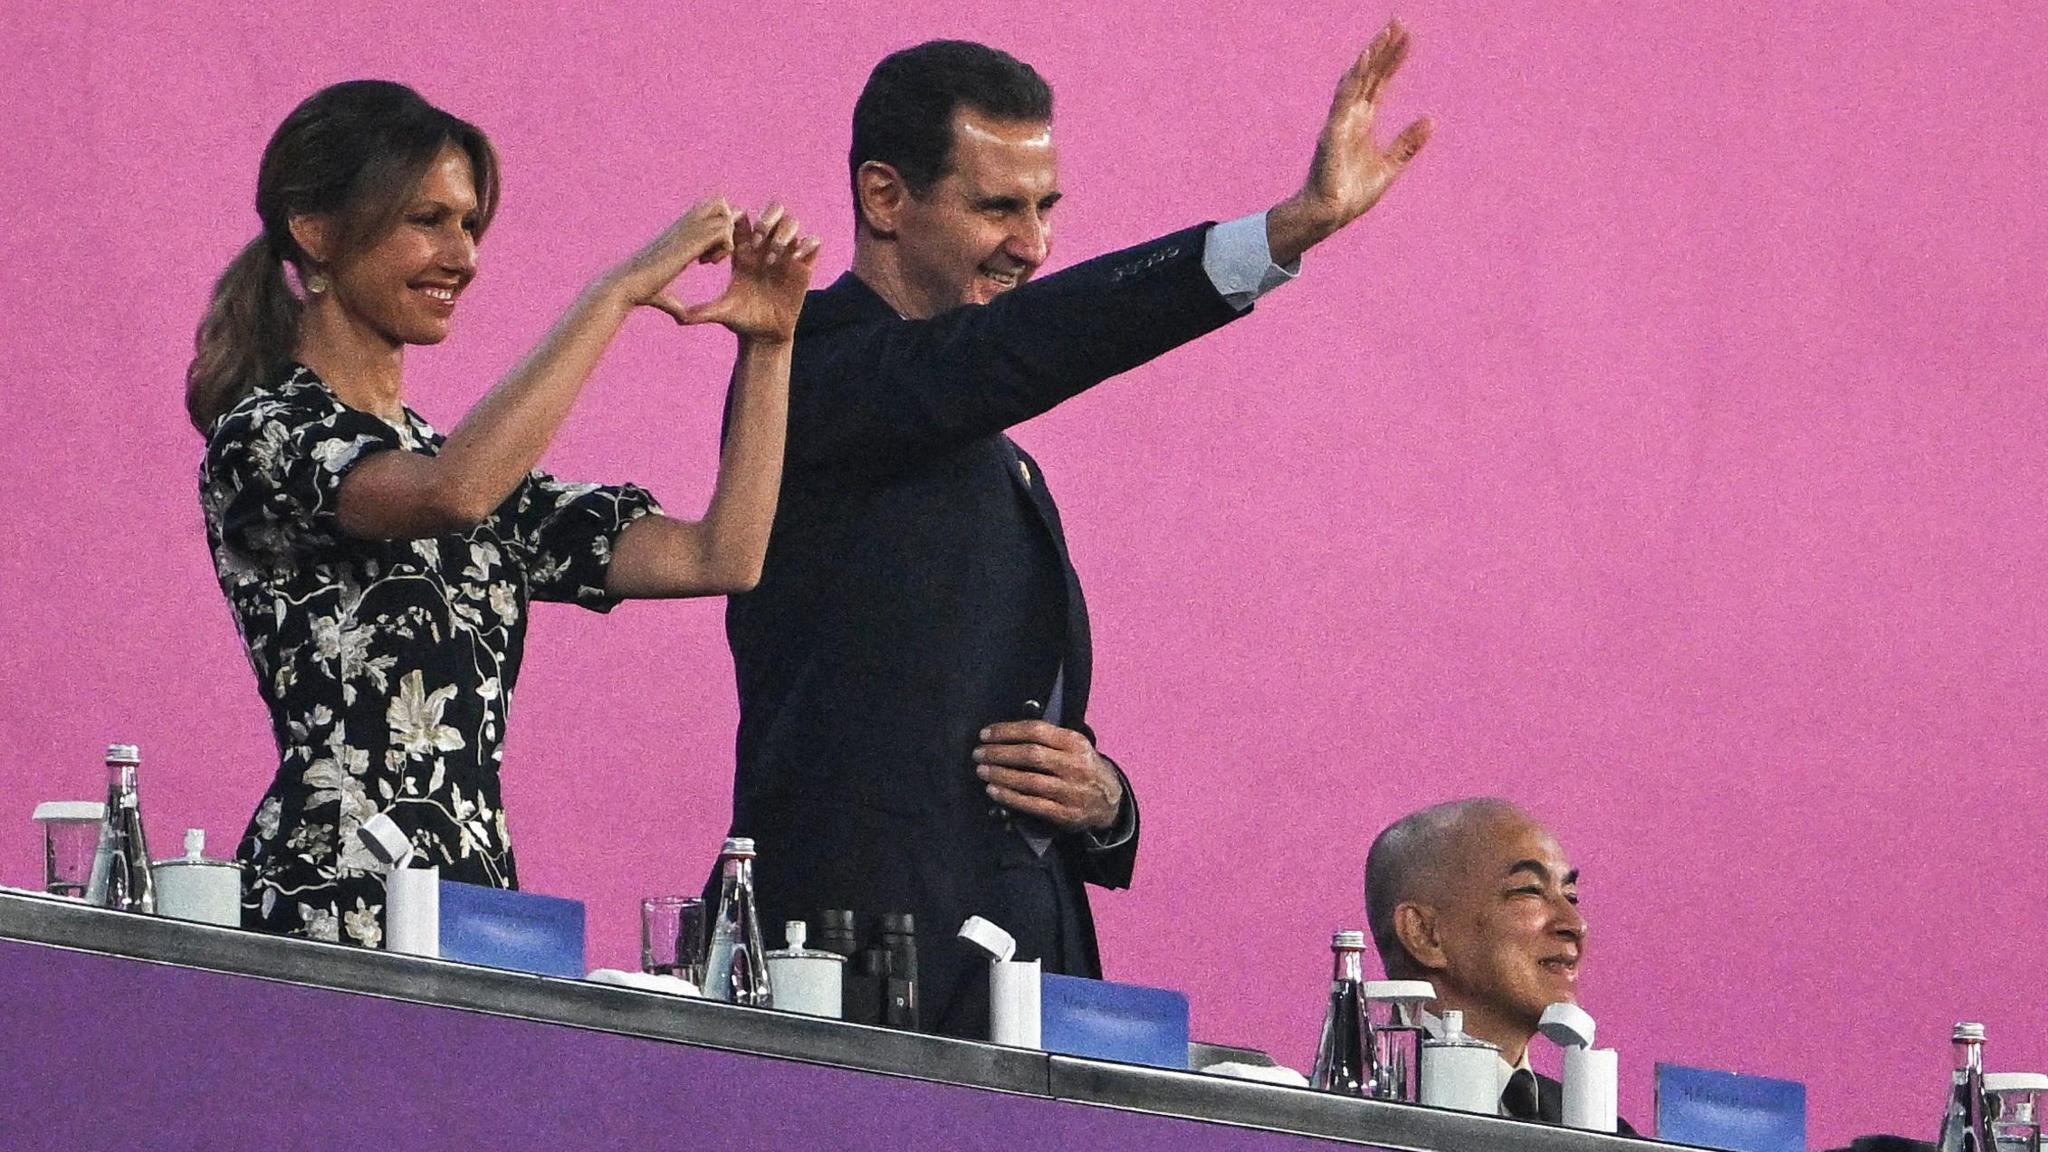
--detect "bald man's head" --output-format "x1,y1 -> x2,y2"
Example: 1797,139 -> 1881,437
1365,798 -> 1527,974
1363,798 -> 1587,1062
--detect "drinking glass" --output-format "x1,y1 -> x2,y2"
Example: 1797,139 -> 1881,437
641,895 -> 707,984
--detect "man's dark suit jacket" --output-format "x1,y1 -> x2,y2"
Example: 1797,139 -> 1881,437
720,223 -> 1241,1035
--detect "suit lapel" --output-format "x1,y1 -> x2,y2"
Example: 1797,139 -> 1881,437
998,436 -> 1092,727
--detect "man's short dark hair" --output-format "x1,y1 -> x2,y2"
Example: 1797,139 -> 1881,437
849,40 -> 1053,231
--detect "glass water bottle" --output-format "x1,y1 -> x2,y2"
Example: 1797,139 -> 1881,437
1310,929 -> 1369,1094
703,837 -> 773,1007
85,744 -> 155,913
1940,1022 -> 1998,1152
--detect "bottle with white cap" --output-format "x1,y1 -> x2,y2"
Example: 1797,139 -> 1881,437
1939,1023 -> 1998,1152
85,744 -> 155,914
703,837 -> 772,1007
1310,930 -> 1370,1094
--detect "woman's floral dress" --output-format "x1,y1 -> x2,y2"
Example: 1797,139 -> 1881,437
199,364 -> 658,945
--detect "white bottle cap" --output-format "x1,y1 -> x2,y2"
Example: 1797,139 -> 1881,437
105,744 -> 140,764
1985,1074 -> 2048,1094
1539,1000 -> 1597,1049
958,915 -> 1018,962
33,801 -> 105,822
1361,979 -> 1436,1002
357,812 -> 414,867
785,920 -> 807,949
720,837 -> 755,858
183,828 -> 207,861
1332,929 -> 1366,950
1956,1022 -> 1987,1041
1441,1009 -> 1464,1036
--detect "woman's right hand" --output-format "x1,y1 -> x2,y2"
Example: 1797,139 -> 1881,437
676,203 -> 822,344
608,196 -> 739,322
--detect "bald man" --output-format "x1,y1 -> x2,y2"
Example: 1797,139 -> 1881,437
1365,798 -> 1635,1133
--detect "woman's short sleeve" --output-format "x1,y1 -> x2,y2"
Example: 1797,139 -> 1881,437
204,388 -> 406,563
503,473 -> 661,611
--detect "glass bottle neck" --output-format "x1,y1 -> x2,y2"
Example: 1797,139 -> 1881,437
104,763 -> 137,806
1331,947 -> 1363,983
1954,1039 -> 1983,1078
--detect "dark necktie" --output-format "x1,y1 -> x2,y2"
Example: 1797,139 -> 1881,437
1502,1067 -> 1541,1121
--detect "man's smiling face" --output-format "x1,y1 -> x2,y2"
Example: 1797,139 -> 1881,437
889,109 -> 1060,317
1426,809 -> 1587,1040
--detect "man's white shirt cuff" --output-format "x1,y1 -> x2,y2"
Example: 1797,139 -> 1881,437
1203,210 -> 1300,311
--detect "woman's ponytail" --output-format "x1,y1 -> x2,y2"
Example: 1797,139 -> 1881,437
185,234 -> 301,434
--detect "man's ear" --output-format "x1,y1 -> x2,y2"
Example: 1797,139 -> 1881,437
1393,902 -> 1446,971
855,161 -> 907,238
287,213 -> 337,267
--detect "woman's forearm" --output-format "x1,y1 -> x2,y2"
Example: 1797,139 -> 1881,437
337,198 -> 738,542
339,278 -> 635,538
606,336 -> 790,597
433,280 -> 636,517
696,337 -> 792,584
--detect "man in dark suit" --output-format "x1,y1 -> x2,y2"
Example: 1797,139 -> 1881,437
722,28 -> 1431,1037
1365,798 -> 1638,1134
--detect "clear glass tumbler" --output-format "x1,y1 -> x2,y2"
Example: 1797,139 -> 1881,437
1986,1075 -> 2047,1152
640,895 -> 707,984
1363,980 -> 1436,1103
32,802 -> 105,899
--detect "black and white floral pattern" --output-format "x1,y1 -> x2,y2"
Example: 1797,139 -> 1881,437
200,364 -> 657,944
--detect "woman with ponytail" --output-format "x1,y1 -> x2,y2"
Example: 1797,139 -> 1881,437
193,80 -> 819,944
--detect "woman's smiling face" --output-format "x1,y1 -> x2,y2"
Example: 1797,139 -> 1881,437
323,143 -> 481,348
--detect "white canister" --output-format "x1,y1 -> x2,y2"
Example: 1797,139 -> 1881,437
1562,1046 -> 1619,1131
151,829 -> 241,927
956,915 -> 1041,1048
990,958 -> 1042,1048
1420,1010 -> 1504,1114
764,921 -> 844,1019
385,865 -> 441,956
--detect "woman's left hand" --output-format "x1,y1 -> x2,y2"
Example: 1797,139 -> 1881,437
677,203 -> 822,344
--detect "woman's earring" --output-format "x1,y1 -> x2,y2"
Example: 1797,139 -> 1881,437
305,269 -> 330,295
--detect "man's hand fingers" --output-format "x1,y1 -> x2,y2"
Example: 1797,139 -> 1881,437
978,719 -> 1086,748
983,782 -> 1084,828
980,748 -> 1119,833
979,763 -> 1079,800
974,740 -> 1061,774
1389,116 -> 1433,166
1361,19 -> 1409,104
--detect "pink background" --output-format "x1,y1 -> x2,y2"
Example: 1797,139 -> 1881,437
3,3 -> 2044,1144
